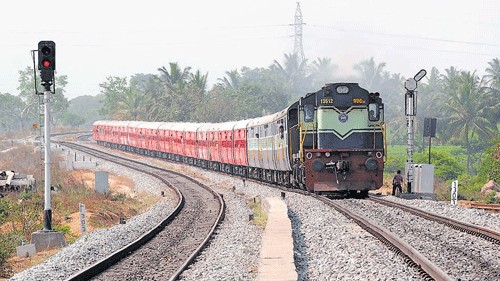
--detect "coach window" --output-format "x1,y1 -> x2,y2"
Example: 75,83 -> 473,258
279,125 -> 284,139
368,103 -> 379,121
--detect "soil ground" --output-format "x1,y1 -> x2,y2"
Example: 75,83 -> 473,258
1,166 -> 159,279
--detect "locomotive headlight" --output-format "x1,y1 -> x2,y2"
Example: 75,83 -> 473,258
312,159 -> 325,172
325,152 -> 331,157
365,158 -> 378,171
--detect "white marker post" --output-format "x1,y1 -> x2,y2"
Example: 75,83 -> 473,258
79,203 -> 87,234
451,180 -> 458,207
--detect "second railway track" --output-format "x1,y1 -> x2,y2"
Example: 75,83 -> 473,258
58,141 -> 225,281
322,196 -> 500,280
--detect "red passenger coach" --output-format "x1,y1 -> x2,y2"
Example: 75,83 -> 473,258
217,122 -> 236,173
232,119 -> 251,176
196,123 -> 210,167
169,123 -> 187,161
183,123 -> 202,164
158,123 -> 173,156
142,122 -> 162,156
207,125 -> 220,165
127,121 -> 143,153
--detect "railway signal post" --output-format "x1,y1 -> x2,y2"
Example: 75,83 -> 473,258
404,69 -> 426,194
31,41 -> 66,252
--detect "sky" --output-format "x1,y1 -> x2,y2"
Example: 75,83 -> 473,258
1,0 -> 499,100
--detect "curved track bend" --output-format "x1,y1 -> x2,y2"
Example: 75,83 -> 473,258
58,142 -> 225,281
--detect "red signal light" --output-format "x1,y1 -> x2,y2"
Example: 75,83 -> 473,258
43,60 -> 51,68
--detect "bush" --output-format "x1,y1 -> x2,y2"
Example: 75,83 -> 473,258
413,150 -> 466,180
0,232 -> 23,278
52,224 -> 78,244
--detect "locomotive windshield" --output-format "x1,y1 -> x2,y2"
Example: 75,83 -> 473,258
368,103 -> 379,121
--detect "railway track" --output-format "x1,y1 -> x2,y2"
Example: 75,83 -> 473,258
315,196 -> 452,281
458,201 -> 500,212
326,197 -> 500,280
369,196 -> 500,244
57,142 -> 225,281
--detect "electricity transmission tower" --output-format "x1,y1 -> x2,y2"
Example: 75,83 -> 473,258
293,2 -> 305,61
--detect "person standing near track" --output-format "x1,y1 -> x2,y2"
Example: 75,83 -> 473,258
392,170 -> 403,196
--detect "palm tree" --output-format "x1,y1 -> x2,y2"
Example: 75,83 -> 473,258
189,70 -> 208,96
311,57 -> 338,87
438,70 -> 498,173
272,53 -> 312,99
110,87 -> 147,120
484,58 -> 500,90
218,69 -> 240,89
157,63 -> 192,91
353,57 -> 386,91
484,58 -> 500,124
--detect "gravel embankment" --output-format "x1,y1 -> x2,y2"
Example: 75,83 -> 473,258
9,148 -> 177,281
10,143 -> 500,280
383,196 -> 500,232
338,199 -> 500,280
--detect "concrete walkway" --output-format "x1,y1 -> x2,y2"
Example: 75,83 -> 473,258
257,197 -> 297,281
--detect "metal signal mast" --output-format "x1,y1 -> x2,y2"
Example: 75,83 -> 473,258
293,2 -> 305,61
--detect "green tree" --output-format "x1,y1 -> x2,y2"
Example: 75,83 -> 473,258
99,76 -> 149,120
0,93 -> 24,132
353,57 -> 387,90
218,69 -> 241,90
438,70 -> 498,173
67,95 -> 105,127
483,58 -> 500,123
17,67 -> 69,128
272,53 -> 313,101
157,63 -> 192,91
311,57 -> 338,88
189,70 -> 208,96
61,112 -> 86,128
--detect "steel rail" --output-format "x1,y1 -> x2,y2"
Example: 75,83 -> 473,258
317,196 -> 453,281
369,196 -> 500,245
58,141 -> 225,281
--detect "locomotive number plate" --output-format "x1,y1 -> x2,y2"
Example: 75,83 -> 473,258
320,98 -> 334,104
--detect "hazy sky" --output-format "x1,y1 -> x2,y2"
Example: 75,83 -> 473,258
1,0 -> 499,99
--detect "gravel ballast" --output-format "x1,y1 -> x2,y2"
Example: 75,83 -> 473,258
9,143 -> 500,280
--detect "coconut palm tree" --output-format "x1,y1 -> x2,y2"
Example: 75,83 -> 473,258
438,70 -> 498,173
353,57 -> 386,91
484,58 -> 500,124
484,58 -> 500,90
157,63 -> 192,91
189,70 -> 208,96
218,69 -> 240,90
110,87 -> 147,120
272,53 -> 312,100
311,57 -> 338,87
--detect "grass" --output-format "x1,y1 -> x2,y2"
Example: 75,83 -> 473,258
0,143 -> 161,278
247,197 -> 267,228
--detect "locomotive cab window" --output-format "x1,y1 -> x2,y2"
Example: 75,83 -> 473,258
303,104 -> 315,122
368,103 -> 380,121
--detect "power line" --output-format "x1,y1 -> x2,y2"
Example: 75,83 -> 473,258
309,24 -> 500,48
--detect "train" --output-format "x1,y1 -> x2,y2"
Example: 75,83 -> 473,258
93,83 -> 386,198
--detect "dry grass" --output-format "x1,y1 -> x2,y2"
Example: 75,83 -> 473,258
0,143 -> 161,277
247,197 -> 267,228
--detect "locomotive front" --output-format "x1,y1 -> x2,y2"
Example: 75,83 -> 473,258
298,83 -> 385,197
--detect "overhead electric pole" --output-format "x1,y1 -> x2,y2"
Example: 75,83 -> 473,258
293,2 -> 305,61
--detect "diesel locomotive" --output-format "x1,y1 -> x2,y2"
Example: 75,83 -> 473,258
93,83 -> 386,198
